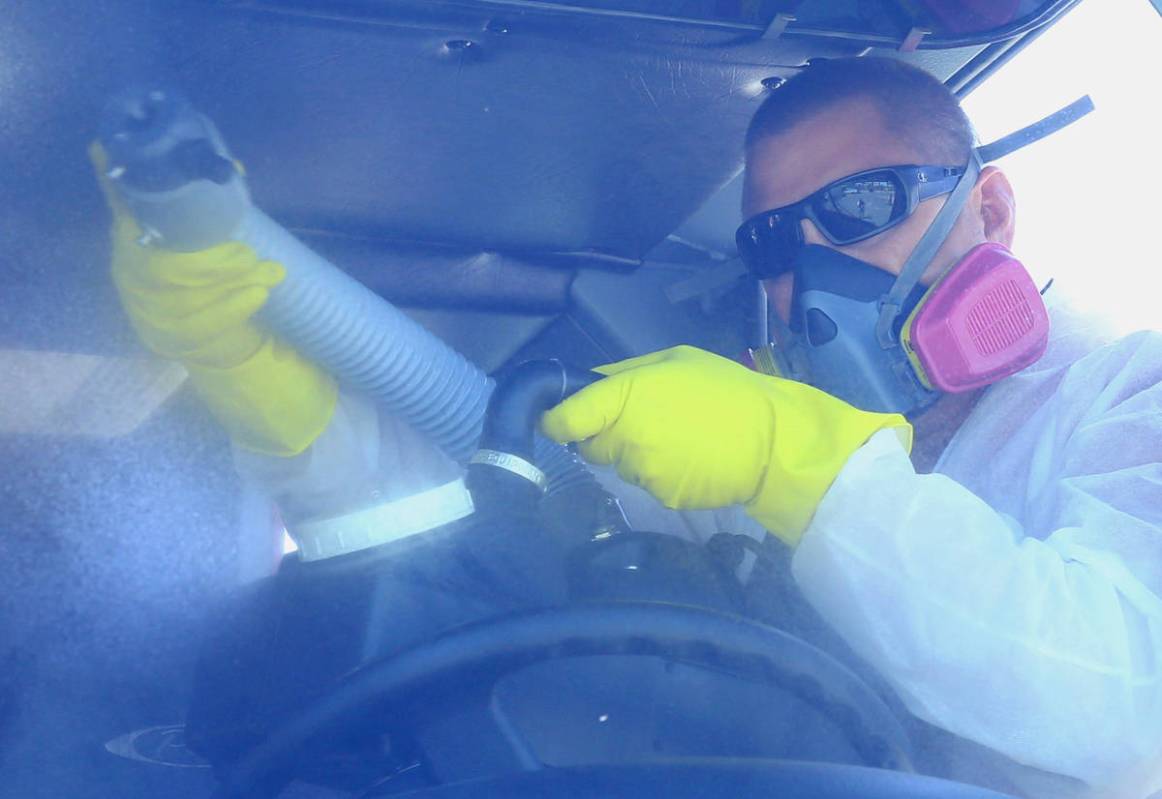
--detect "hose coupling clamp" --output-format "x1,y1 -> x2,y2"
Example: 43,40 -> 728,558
470,449 -> 548,492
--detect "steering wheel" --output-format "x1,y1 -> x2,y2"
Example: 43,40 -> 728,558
387,762 -> 1018,799
217,601 -> 914,798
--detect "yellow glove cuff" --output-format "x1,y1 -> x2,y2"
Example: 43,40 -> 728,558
186,336 -> 339,457
745,380 -> 912,546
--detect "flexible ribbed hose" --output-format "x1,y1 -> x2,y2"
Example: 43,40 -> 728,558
239,208 -> 581,477
240,209 -> 492,462
101,87 -> 589,482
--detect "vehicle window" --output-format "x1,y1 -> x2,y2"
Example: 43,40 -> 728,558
962,0 -> 1162,335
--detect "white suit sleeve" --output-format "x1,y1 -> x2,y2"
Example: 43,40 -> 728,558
792,420 -> 1162,795
233,389 -> 460,524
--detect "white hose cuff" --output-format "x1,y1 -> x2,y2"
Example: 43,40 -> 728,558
288,479 -> 475,561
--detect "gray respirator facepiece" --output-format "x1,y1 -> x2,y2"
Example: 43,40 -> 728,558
772,245 -> 940,414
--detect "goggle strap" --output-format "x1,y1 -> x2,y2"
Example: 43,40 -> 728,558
875,150 -> 982,348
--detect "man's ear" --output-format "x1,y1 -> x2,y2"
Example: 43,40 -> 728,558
977,166 -> 1016,249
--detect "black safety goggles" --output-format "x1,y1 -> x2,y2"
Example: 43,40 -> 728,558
735,164 -> 966,279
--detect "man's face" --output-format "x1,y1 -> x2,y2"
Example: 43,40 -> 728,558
742,97 -> 1006,323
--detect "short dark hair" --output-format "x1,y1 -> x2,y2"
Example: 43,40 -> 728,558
745,57 -> 976,164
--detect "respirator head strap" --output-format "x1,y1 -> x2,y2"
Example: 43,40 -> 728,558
875,149 -> 982,348
874,95 -> 1095,349
975,95 -> 1095,164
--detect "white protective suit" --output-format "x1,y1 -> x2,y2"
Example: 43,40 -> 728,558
795,303 -> 1162,799
236,301 -> 1162,799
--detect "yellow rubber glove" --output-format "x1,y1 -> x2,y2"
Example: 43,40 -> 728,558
91,144 -> 337,457
540,345 -> 912,546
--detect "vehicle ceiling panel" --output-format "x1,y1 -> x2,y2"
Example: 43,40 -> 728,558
3,0 -> 855,261
0,0 -> 864,357
0,0 -> 1064,358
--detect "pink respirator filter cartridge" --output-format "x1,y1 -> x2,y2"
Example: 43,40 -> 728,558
904,242 -> 1050,393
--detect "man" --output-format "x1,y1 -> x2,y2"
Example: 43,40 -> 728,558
541,58 -> 1162,798
99,58 -> 1162,797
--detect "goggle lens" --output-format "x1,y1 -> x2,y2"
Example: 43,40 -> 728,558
735,210 -> 802,279
814,172 -> 906,242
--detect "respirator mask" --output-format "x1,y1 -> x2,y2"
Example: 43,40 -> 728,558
736,97 -> 1093,415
